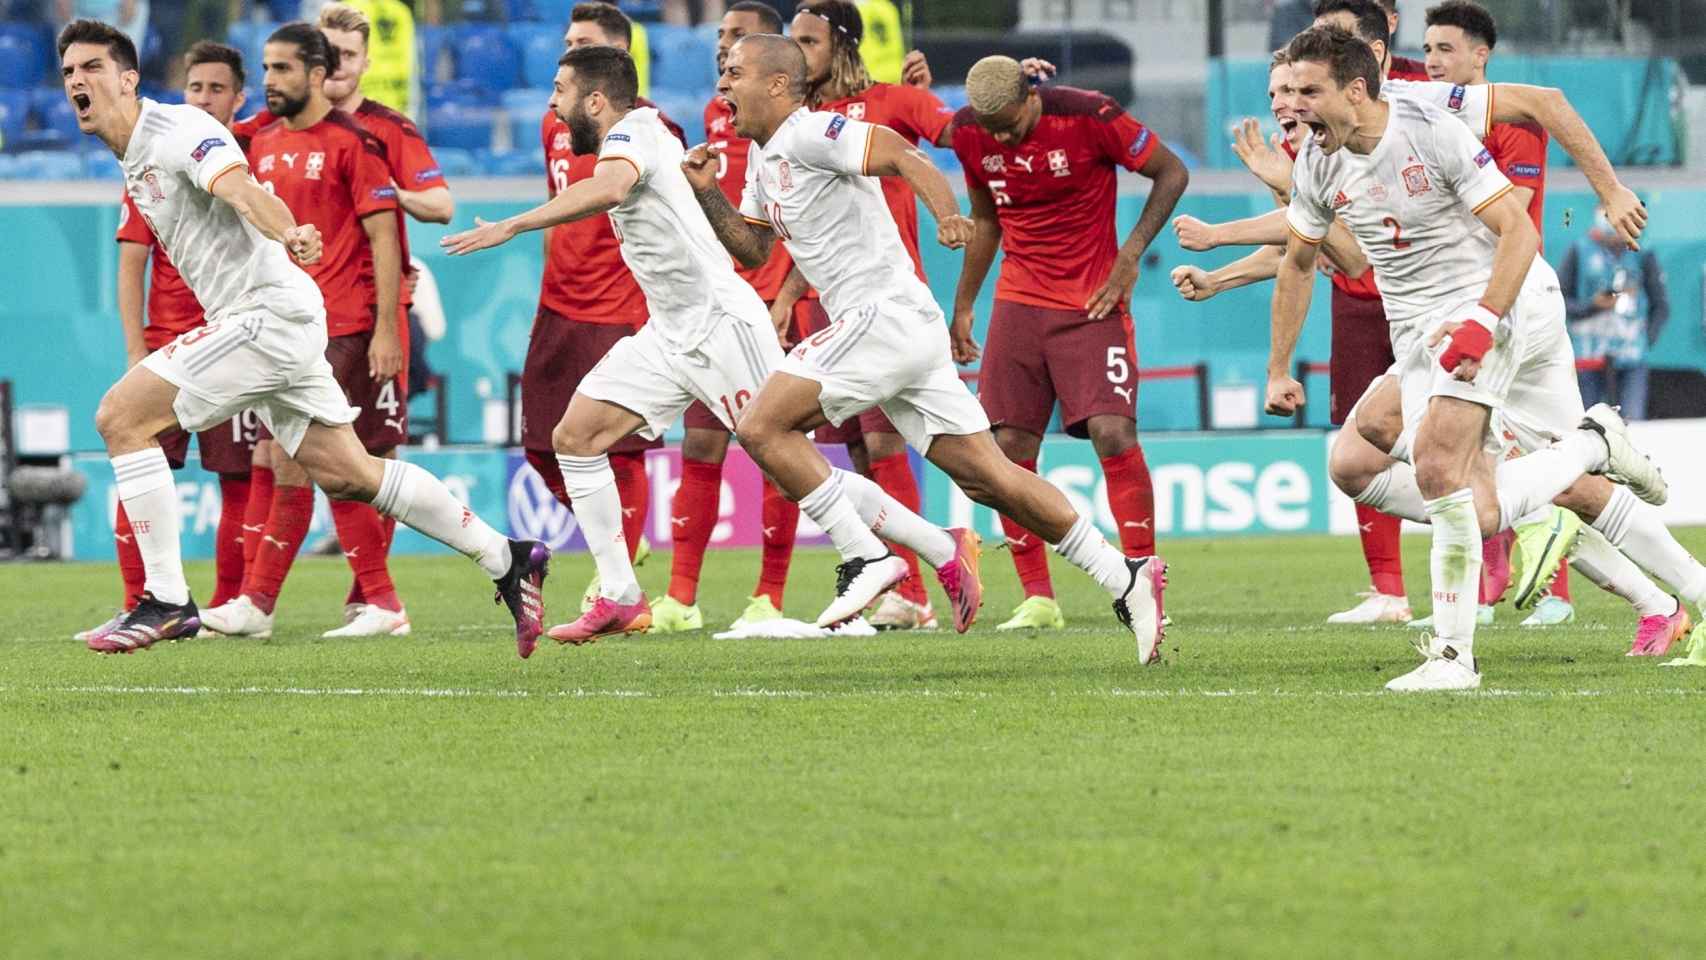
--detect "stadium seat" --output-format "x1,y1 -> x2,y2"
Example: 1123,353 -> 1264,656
645,24 -> 717,99
523,0 -> 578,24
452,25 -> 518,90
501,88 -> 552,152
12,150 -> 81,180
0,22 -> 52,86
426,103 -> 496,151
417,25 -> 453,84
427,79 -> 496,109
427,146 -> 479,178
0,89 -> 28,149
475,148 -> 542,177
31,89 -> 81,142
83,149 -> 123,180
226,20 -> 277,84
646,92 -> 705,146
510,23 -> 564,89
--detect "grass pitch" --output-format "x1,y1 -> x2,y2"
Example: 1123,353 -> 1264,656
5,532 -> 1706,958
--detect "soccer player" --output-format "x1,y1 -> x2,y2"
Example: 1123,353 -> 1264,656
521,1 -> 685,612
60,19 -> 549,655
441,45 -> 784,643
200,23 -> 408,640
76,40 -> 261,645
1269,26 -> 1669,689
948,55 -> 1188,632
688,35 -> 1167,661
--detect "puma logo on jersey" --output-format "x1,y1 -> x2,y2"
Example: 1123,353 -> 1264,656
1113,385 -> 1134,404
281,152 -> 298,169
1012,155 -> 1035,173
384,417 -> 404,433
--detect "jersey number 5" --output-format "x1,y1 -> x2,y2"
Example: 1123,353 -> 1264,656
986,179 -> 1013,206
1381,216 -> 1412,250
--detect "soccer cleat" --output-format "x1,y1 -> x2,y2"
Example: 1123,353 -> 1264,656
493,539 -> 550,659
549,594 -> 652,645
996,595 -> 1066,631
580,573 -> 601,614
634,535 -> 651,567
1384,655 -> 1481,692
1580,403 -> 1667,505
200,594 -> 275,638
815,552 -> 909,628
74,611 -> 127,643
1113,556 -> 1167,665
322,605 -> 412,638
1510,506 -> 1582,610
728,594 -> 784,630
1629,599 -> 1691,657
342,602 -> 366,625
867,592 -> 939,631
87,593 -> 200,654
1519,596 -> 1575,627
933,527 -> 984,634
1325,590 -> 1412,625
648,595 -> 704,633
1661,621 -> 1706,667
1407,606 -> 1494,630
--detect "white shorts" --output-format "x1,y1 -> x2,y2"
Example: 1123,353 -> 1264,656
142,310 -> 356,458
577,313 -> 783,439
776,300 -> 990,453
1372,260 -> 1581,464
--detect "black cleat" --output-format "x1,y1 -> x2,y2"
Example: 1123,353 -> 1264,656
494,539 -> 550,658
88,592 -> 200,654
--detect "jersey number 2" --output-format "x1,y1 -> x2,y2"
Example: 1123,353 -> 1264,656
1381,216 -> 1411,250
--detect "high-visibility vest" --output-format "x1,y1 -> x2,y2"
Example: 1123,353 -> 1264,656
348,0 -> 416,116
631,22 -> 651,98
857,0 -> 905,84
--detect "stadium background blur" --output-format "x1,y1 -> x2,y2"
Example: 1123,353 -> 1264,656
4,0 -> 1706,561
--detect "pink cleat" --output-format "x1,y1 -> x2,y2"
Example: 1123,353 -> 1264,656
548,594 -> 653,645
934,527 -> 983,633
1629,599 -> 1692,657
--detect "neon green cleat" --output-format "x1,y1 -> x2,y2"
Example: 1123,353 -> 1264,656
648,595 -> 704,633
1520,595 -> 1575,627
996,595 -> 1066,631
1511,506 -> 1582,610
1407,606 -> 1494,630
1662,622 -> 1706,667
634,535 -> 651,567
729,594 -> 784,630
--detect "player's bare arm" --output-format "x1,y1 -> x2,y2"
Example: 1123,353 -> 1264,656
208,167 -> 321,264
1088,140 -> 1188,320
1175,209 -> 1284,250
1171,245 -> 1284,302
361,209 -> 403,379
949,182 -> 1001,364
683,142 -> 775,268
1320,219 -> 1369,279
442,159 -> 638,255
1230,117 -> 1294,201
1266,230 -> 1320,415
1487,83 -> 1645,247
396,184 -> 453,224
863,125 -> 973,249
115,240 -> 149,367
770,266 -> 809,346
1427,189 -> 1540,383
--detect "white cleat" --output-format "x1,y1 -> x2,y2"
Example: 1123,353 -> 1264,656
1326,590 -> 1413,625
74,611 -> 126,642
1386,637 -> 1480,692
866,592 -> 939,631
1114,556 -> 1167,665
321,605 -> 411,638
342,602 -> 366,625
815,553 -> 909,627
200,595 -> 274,638
1580,403 -> 1667,505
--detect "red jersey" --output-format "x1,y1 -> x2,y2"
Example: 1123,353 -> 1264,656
1483,120 -> 1547,241
229,109 -> 272,151
115,191 -> 205,350
353,98 -> 449,306
537,98 -> 685,325
821,83 -> 955,280
249,111 -> 399,337
952,86 -> 1159,312
1389,56 -> 1430,81
705,96 -> 792,299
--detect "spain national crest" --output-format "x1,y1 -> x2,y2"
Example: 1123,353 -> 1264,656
1402,163 -> 1431,196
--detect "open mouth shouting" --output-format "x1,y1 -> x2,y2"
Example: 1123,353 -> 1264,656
72,92 -> 93,120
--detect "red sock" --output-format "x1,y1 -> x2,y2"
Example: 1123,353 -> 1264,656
869,452 -> 929,606
243,483 -> 315,614
114,503 -> 145,609
1551,563 -> 1572,602
525,448 -> 572,508
667,457 -> 722,605
1478,527 -> 1515,605
755,479 -> 797,608
1100,445 -> 1156,557
241,465 -> 275,577
610,451 -> 649,563
212,474 -> 251,606
1356,503 -> 1406,597
330,499 -> 401,612
1000,459 -> 1053,599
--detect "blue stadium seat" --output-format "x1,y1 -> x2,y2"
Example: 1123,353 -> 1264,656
0,88 -> 28,149
475,148 -> 542,177
452,25 -> 518,90
427,146 -> 479,178
645,24 -> 717,98
417,25 -> 452,84
31,89 -> 81,142
226,20 -> 277,84
933,85 -> 969,113
427,79 -> 495,109
426,103 -> 495,151
646,92 -> 704,146
83,149 -> 123,180
0,22 -> 52,86
510,23 -> 564,89
12,150 -> 82,180
261,0 -> 298,21
523,0 -> 578,24
502,88 -> 552,153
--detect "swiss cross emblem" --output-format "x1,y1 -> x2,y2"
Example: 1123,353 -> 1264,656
305,151 -> 325,181
1402,163 -> 1431,196
258,154 -> 275,173
1047,148 -> 1070,177
981,154 -> 1005,174
710,116 -> 727,134
553,131 -> 571,152
846,102 -> 865,120
778,159 -> 793,193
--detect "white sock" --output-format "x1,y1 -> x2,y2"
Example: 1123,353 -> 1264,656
798,472 -> 889,562
373,458 -> 512,580
835,469 -> 955,567
1352,461 -> 1428,523
555,454 -> 640,603
1051,515 -> 1130,596
1590,484 -> 1706,607
111,447 -> 189,605
1570,524 -> 1675,618
1425,488 -> 1481,655
1495,432 -> 1605,530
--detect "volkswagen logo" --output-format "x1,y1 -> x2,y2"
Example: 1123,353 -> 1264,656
507,463 -> 580,550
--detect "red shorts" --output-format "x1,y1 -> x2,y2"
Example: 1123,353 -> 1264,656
521,306 -> 660,455
326,331 -> 408,454
157,409 -> 261,474
978,299 -> 1135,438
1328,287 -> 1394,427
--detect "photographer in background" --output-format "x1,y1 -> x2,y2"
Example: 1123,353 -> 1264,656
1560,205 -> 1669,420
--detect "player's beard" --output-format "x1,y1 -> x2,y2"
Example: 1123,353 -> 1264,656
566,105 -> 601,156
267,88 -> 311,120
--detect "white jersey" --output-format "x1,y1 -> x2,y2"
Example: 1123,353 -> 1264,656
1380,78 -> 1493,141
119,99 -> 322,324
740,108 -> 939,321
1287,95 -> 1516,324
598,107 -> 766,352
